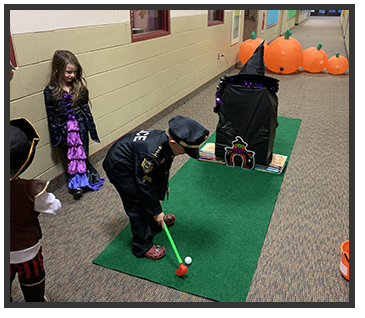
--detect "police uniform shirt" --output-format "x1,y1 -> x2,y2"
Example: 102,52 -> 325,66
103,129 -> 175,216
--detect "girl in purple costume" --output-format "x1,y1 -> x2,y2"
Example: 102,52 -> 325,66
44,50 -> 104,199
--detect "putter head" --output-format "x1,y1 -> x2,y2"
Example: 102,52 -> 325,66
176,263 -> 188,276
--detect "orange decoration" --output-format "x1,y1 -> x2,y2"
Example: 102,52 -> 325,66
301,44 -> 328,73
326,53 -> 349,75
340,240 -> 349,281
264,29 -> 303,74
239,31 -> 267,66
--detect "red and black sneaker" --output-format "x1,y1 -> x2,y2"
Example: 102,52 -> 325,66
144,245 -> 166,260
164,214 -> 176,226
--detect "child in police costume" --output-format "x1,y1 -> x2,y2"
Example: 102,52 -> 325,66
10,118 -> 62,302
103,116 -> 209,259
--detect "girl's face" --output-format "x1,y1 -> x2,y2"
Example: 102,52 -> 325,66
63,63 -> 77,84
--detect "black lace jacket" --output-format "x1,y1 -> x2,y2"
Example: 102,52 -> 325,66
43,85 -> 99,148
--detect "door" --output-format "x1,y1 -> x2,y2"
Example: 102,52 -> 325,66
242,10 -> 258,41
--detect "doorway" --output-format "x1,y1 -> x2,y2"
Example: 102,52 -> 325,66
242,10 -> 258,41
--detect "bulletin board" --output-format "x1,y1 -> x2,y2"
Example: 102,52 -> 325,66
287,10 -> 296,19
231,10 -> 242,45
267,10 -> 279,26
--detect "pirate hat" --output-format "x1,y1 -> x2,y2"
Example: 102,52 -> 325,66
10,118 -> 40,181
168,116 -> 209,159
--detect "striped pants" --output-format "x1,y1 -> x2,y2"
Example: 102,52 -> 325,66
10,248 -> 46,302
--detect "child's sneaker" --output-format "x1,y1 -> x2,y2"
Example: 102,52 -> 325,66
164,214 -> 176,226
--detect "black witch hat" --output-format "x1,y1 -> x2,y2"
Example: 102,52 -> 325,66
10,118 -> 40,181
238,40 -> 279,87
239,40 -> 266,76
214,41 -> 279,114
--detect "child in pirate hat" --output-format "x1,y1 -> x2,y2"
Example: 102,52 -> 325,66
10,118 -> 62,302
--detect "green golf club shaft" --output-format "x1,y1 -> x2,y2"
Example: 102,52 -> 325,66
163,222 -> 183,264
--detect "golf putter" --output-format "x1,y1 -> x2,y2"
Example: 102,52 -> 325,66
163,222 -> 188,276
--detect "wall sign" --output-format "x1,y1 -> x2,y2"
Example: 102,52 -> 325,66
261,10 -> 266,33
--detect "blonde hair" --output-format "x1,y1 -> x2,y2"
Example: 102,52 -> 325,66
48,50 -> 90,107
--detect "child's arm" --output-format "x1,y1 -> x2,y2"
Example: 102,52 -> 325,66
34,180 -> 62,216
44,87 -> 62,147
35,191 -> 61,216
79,89 -> 100,142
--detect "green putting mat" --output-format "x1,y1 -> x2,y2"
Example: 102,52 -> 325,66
93,116 -> 301,302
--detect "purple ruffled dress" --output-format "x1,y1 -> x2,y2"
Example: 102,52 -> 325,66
64,93 -> 104,191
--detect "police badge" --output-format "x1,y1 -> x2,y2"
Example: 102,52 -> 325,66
141,158 -> 154,174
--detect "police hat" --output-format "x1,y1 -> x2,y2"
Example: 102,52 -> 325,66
168,116 -> 209,159
10,118 -> 40,181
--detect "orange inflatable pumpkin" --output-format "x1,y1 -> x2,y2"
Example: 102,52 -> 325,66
326,53 -> 349,75
239,31 -> 267,66
340,240 -> 349,281
301,44 -> 328,73
264,29 -> 303,74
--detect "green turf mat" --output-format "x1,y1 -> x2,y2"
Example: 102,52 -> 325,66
93,116 -> 301,302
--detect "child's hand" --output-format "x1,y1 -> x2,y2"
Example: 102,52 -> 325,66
154,212 -> 165,230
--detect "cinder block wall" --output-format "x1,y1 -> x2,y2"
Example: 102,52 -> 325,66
9,9 -> 309,182
340,10 -> 350,56
296,11 -> 309,25
10,10 -> 240,181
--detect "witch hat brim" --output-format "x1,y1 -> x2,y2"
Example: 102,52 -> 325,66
237,40 -> 279,89
10,118 -> 40,181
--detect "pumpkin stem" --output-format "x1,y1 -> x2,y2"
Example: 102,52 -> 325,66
284,29 -> 292,40
251,31 -> 257,40
336,52 -> 340,58
317,44 -> 323,50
